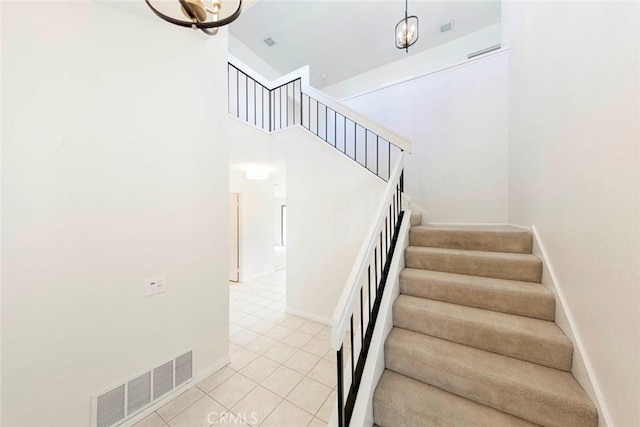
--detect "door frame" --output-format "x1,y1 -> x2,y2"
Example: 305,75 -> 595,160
229,192 -> 243,282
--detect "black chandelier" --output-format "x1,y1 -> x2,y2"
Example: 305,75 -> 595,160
145,0 -> 242,36
395,0 -> 419,52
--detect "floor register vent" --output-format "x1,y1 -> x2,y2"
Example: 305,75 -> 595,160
91,349 -> 194,427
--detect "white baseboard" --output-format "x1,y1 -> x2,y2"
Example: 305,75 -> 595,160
120,354 -> 231,427
531,226 -> 611,427
285,307 -> 332,325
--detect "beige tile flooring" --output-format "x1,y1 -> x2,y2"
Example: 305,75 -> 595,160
133,270 -> 337,427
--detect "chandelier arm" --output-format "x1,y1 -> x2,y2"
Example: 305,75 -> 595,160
178,0 -> 198,24
200,28 -> 220,35
145,0 -> 242,29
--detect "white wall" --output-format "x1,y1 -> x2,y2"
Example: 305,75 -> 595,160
1,3 -> 230,426
229,34 -> 281,81
344,52 -> 509,223
271,127 -> 386,322
323,24 -> 501,101
504,2 -> 640,426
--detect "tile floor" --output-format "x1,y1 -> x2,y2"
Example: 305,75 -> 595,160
133,270 -> 337,427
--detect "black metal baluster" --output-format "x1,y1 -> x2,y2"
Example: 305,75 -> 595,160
325,105 -> 328,141
337,345 -> 345,427
268,89 -> 272,132
253,80 -> 256,126
245,73 -> 248,121
308,95 -> 311,130
378,232 -> 383,291
236,68 -> 240,118
388,141 -> 391,181
360,287 -> 364,350
333,111 -> 338,148
385,217 -> 389,254
364,130 -> 369,169
376,136 -> 380,177
300,80 -> 303,126
341,116 -> 344,153
374,247 -> 378,298
350,316 -> 355,385
316,100 -> 319,135
354,123 -> 357,161
286,84 -> 290,127
368,265 -> 372,315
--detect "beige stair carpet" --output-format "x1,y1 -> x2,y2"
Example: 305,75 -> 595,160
373,225 -> 597,427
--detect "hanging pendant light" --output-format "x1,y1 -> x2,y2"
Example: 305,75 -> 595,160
145,0 -> 242,36
395,0 -> 419,52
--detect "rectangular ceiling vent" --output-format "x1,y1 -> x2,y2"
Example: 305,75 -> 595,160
467,44 -> 502,59
440,20 -> 454,33
264,37 -> 276,47
91,349 -> 194,427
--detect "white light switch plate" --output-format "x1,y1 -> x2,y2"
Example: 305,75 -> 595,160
146,278 -> 158,296
156,277 -> 166,293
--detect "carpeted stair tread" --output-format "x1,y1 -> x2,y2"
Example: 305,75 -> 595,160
373,370 -> 539,427
385,328 -> 597,427
405,246 -> 542,282
400,268 -> 555,321
410,225 -> 533,253
393,295 -> 572,370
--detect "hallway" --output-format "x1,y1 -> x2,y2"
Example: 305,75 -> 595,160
133,270 -> 336,427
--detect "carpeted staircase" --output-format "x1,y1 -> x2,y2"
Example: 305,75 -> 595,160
372,223 -> 598,427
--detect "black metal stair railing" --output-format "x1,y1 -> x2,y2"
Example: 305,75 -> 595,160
228,61 -> 409,426
227,62 -> 404,182
331,160 -> 405,427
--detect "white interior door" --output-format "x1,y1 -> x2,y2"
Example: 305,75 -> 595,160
229,193 -> 240,282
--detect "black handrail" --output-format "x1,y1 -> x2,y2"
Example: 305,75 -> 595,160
227,62 -> 404,182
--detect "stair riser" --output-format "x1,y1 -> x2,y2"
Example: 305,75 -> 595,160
393,302 -> 573,371
410,229 -> 533,254
385,339 -> 597,427
405,250 -> 543,283
400,274 -> 555,321
374,371 -> 539,427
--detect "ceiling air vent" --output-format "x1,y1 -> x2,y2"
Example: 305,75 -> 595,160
264,37 -> 276,47
440,20 -> 454,33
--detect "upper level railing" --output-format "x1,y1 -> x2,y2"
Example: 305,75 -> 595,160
227,56 -> 411,182
228,57 -> 409,426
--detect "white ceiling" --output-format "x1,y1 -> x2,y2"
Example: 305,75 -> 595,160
229,0 -> 502,87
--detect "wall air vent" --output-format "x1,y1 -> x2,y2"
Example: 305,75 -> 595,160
175,350 -> 194,387
468,44 -> 501,59
96,385 -> 125,427
264,37 -> 276,47
91,349 -> 194,427
440,20 -> 454,33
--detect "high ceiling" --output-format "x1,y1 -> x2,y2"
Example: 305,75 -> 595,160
229,0 -> 502,87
